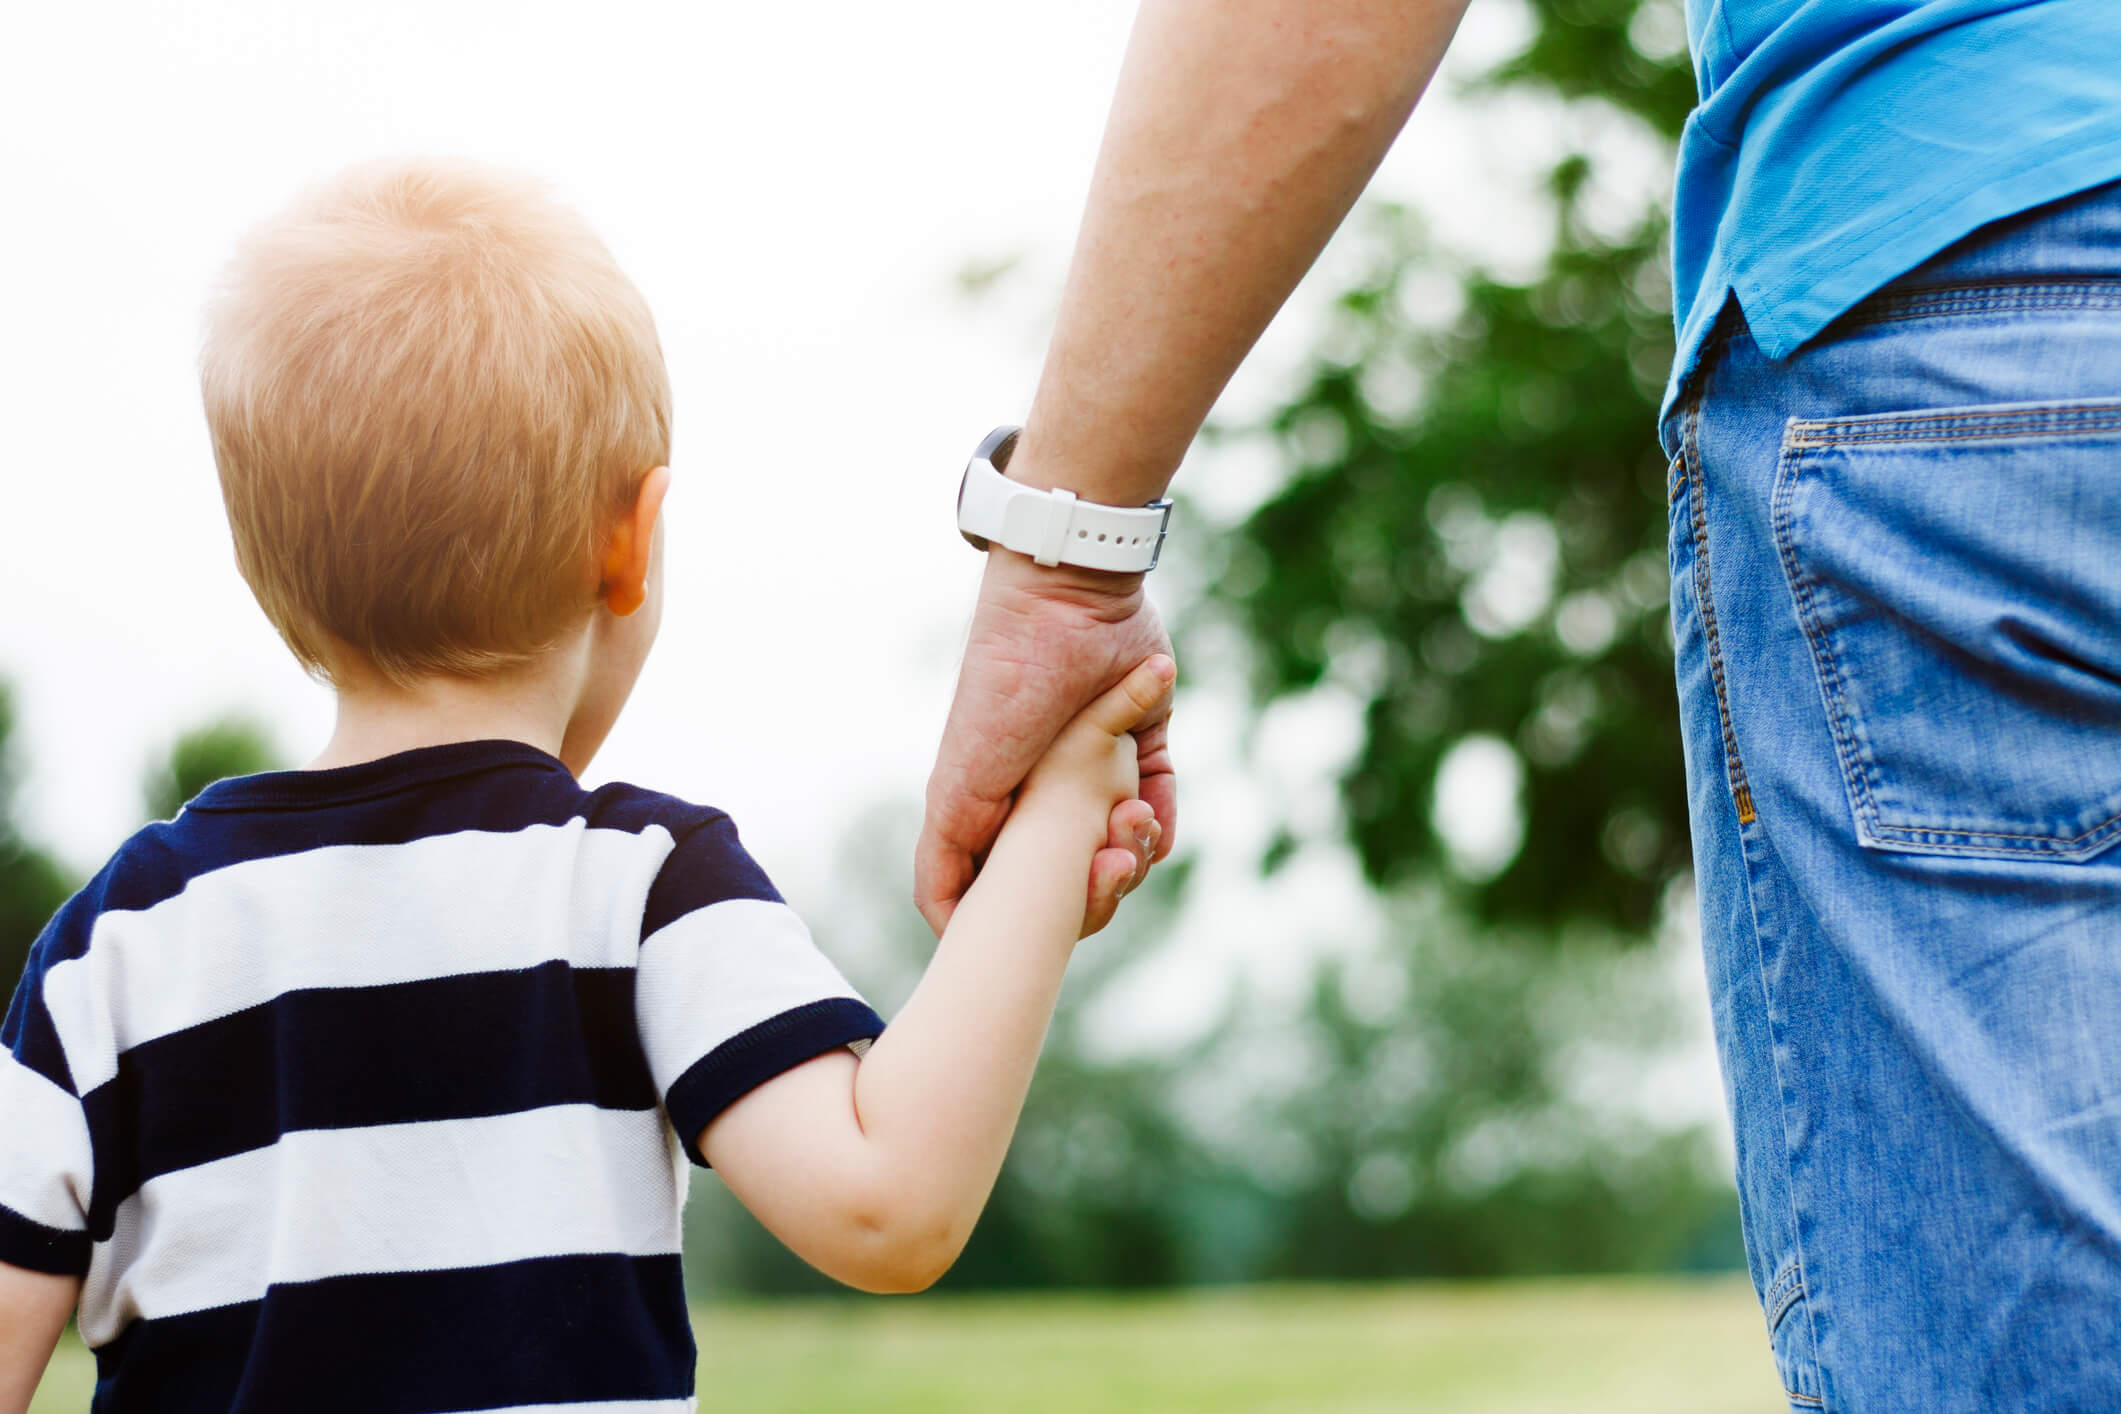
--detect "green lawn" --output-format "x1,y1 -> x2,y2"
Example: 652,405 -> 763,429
33,1276 -> 1787,1413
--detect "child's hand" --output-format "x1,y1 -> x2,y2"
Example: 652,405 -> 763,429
1016,655 -> 1176,935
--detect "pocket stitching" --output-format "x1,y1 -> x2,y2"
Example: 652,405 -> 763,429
1773,418 -> 2121,856
1772,435 -> 1888,843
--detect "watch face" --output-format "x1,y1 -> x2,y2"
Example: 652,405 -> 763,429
975,424 -> 1022,473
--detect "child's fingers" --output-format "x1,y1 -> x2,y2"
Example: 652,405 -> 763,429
1082,846 -> 1139,936
1074,655 -> 1177,740
1082,800 -> 1160,936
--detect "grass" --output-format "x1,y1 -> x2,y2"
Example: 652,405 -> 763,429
32,1275 -> 1786,1413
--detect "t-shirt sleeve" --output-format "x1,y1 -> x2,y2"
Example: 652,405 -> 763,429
634,812 -> 883,1165
0,947 -> 96,1277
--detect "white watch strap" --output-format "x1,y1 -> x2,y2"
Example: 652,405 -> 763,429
957,428 -> 1172,573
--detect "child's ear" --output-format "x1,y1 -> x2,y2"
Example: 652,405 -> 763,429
600,465 -> 671,617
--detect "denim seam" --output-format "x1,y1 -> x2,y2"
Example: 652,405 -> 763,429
1762,1259 -> 1808,1344
1689,385 -> 1824,1409
1832,278 -> 2121,332
1686,401 -> 1756,826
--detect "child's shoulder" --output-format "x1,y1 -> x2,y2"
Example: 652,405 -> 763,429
580,780 -> 784,925
574,777 -> 733,843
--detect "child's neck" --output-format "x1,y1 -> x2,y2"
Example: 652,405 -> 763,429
309,635 -> 591,775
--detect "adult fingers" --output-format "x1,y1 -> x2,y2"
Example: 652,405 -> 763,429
915,673 -> 1076,936
1132,712 -> 1178,865
912,796 -> 997,937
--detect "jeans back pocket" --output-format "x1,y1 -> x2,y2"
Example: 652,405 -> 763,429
1773,400 -> 2121,860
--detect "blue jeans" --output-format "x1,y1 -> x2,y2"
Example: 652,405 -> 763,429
1663,181 -> 2121,1411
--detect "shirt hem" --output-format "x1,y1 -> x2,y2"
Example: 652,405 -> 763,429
1664,135 -> 2121,419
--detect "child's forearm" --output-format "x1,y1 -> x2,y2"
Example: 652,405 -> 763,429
702,657 -> 1170,1292
700,790 -> 1109,1294
844,795 -> 1102,1264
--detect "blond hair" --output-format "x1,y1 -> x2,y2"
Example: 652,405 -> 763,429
201,158 -> 671,683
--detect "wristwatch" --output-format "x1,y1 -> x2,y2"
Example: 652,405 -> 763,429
957,425 -> 1174,573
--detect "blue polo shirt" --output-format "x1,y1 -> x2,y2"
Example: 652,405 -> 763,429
1668,0 -> 2121,414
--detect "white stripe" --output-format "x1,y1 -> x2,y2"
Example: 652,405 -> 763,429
44,822 -> 676,1093
78,1104 -> 685,1346
635,897 -> 867,1096
0,1049 -> 92,1231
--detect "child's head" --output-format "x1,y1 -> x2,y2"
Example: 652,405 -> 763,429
201,158 -> 671,689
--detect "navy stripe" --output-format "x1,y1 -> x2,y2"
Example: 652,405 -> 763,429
666,998 -> 885,1166
81,963 -> 657,1234
639,812 -> 780,941
0,1201 -> 91,1277
90,1253 -> 694,1414
3,929 -> 78,1094
5,743 -> 757,1093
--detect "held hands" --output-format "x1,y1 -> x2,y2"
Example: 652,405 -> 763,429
917,549 -> 1179,936
1016,654 -> 1176,938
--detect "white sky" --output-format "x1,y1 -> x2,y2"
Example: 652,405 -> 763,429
0,0 -> 1723,1136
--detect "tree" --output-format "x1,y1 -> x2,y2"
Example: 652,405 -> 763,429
1171,0 -> 1739,1273
1203,0 -> 1696,932
143,716 -> 282,822
2,702 -> 283,997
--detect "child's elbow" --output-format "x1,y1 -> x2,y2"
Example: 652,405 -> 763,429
840,1250 -> 951,1296
826,1199 -> 966,1295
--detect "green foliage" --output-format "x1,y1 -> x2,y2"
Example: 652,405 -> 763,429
1236,900 -> 1738,1279
2,694 -> 285,997
1156,0 -> 1735,1281
683,804 -> 1735,1294
1480,0 -> 1697,139
0,685 -> 74,999
1204,0 -> 1694,932
143,716 -> 281,821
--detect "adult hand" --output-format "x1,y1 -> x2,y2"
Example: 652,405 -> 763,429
917,547 -> 1176,936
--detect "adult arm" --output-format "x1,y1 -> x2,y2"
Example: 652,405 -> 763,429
0,1264 -> 77,1414
916,0 -> 1472,933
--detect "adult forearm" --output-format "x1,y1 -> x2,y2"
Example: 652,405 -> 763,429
1011,0 -> 1469,504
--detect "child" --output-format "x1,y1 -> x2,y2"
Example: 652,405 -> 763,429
0,160 -> 1171,1413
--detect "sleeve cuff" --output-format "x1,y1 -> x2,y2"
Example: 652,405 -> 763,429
0,1201 -> 91,1277
665,997 -> 885,1167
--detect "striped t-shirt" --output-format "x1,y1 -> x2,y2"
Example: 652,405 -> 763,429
0,740 -> 884,1413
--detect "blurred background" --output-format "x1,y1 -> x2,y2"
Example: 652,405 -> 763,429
5,0 -> 1785,1408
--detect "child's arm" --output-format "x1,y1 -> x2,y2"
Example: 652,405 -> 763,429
0,1264 -> 77,1414
700,655 -> 1175,1293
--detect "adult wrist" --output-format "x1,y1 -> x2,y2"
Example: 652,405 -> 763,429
1006,424 -> 1178,512
979,543 -> 1146,621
